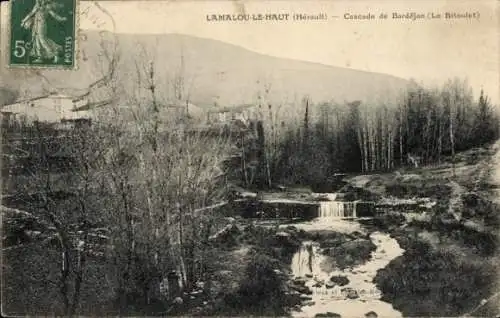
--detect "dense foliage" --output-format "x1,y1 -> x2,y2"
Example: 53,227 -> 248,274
237,79 -> 499,189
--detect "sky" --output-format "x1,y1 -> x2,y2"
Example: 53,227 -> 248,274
1,0 -> 499,103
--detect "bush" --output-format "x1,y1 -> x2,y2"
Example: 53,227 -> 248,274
221,253 -> 289,316
374,237 -> 497,316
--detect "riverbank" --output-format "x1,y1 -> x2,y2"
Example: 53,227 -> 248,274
168,142 -> 500,317
351,142 -> 500,317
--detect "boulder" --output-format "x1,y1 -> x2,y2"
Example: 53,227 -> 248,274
364,311 -> 378,318
325,281 -> 335,289
305,273 -> 313,278
342,288 -> 359,299
293,277 -> 307,286
303,300 -> 316,307
290,283 -> 312,295
330,275 -> 349,286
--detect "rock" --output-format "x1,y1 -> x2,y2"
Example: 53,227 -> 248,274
273,269 -> 283,275
293,277 -> 307,286
195,281 -> 205,289
305,273 -> 313,278
344,254 -> 353,265
303,300 -> 316,307
286,225 -> 298,232
224,217 -> 236,223
276,231 -> 291,237
172,297 -> 183,305
325,281 -> 335,289
330,275 -> 349,286
364,311 -> 378,318
300,294 -> 313,301
315,313 -> 342,318
291,283 -> 312,295
292,304 -> 302,312
351,231 -> 365,238
461,192 -> 481,207
342,288 -> 359,299
209,224 -> 241,244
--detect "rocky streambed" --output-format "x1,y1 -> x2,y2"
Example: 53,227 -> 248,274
287,219 -> 405,317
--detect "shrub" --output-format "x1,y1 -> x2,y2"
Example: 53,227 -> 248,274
374,237 -> 497,316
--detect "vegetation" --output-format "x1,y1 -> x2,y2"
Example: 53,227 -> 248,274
1,42 -> 499,316
374,237 -> 498,316
239,79 -> 499,189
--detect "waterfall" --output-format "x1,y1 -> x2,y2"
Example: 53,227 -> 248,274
318,201 -> 357,218
291,241 -> 328,279
290,231 -> 405,318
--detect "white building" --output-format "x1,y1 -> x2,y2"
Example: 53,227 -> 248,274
1,92 -> 91,124
206,104 -> 256,124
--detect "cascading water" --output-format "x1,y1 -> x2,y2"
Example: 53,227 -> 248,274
318,201 -> 357,218
289,221 -> 405,318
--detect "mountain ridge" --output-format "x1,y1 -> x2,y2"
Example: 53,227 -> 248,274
1,31 -> 410,109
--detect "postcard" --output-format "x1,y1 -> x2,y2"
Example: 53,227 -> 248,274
1,0 -> 499,317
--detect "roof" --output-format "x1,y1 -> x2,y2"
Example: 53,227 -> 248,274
73,99 -> 113,111
207,103 -> 255,114
9,90 -> 89,105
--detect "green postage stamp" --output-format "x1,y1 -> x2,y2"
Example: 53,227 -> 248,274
9,0 -> 77,69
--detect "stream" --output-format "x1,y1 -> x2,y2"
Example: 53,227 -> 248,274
289,218 -> 405,317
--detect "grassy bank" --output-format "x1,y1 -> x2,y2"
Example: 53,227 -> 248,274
351,144 -> 500,317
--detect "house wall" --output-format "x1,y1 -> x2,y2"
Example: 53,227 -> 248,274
1,96 -> 88,123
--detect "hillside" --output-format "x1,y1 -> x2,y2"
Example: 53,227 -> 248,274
1,31 -> 410,109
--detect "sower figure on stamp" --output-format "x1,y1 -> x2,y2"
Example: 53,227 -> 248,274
21,0 -> 67,63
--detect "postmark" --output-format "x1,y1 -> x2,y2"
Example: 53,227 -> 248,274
9,0 -> 77,69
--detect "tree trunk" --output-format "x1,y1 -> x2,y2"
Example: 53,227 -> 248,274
450,107 -> 456,177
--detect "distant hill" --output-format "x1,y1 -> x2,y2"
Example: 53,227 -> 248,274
1,31 -> 410,112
